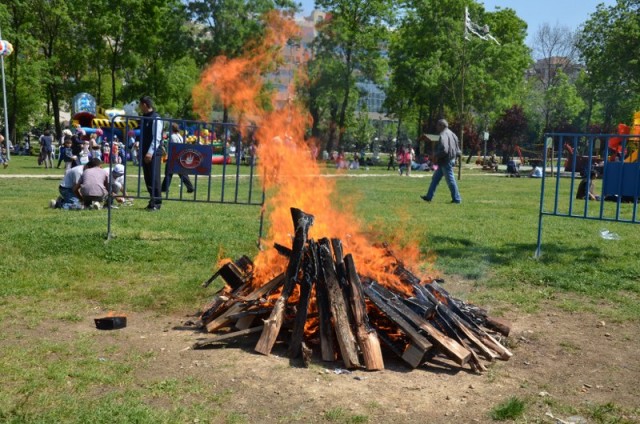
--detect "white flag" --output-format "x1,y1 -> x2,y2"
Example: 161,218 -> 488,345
465,7 -> 500,45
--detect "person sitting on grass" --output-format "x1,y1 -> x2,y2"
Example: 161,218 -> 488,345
73,158 -> 108,209
576,170 -> 600,201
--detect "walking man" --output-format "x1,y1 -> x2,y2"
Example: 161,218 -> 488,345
421,119 -> 462,204
139,96 -> 163,211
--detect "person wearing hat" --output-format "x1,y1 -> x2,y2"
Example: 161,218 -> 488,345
139,95 -> 163,211
105,163 -> 130,207
421,119 -> 462,204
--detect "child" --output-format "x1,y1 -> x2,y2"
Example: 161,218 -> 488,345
56,136 -> 75,170
576,170 -> 600,201
78,140 -> 90,165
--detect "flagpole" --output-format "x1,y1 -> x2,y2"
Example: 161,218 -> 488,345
0,26 -> 9,161
458,8 -> 467,180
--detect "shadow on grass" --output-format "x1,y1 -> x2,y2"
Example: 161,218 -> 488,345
428,235 -> 605,280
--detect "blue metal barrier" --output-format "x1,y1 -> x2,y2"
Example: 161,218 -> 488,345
535,133 -> 639,257
105,115 -> 264,242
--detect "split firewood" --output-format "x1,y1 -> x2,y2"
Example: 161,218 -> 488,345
344,254 -> 384,371
317,239 -> 360,369
255,208 -> 314,355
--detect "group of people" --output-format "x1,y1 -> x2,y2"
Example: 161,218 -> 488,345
52,160 -> 128,210
37,125 -> 137,171
49,95 -> 166,211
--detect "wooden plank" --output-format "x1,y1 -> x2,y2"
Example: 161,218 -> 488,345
415,285 -> 498,361
192,326 -> 264,349
255,208 -> 314,355
288,246 -> 315,359
206,273 -> 284,332
318,239 -> 361,369
368,282 -> 470,366
344,254 -> 384,371
402,343 -> 426,368
364,284 -> 432,353
313,241 -> 336,362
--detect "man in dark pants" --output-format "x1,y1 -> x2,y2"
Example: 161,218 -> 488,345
139,96 -> 163,211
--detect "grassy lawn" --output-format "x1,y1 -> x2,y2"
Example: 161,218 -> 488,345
1,155 -> 638,422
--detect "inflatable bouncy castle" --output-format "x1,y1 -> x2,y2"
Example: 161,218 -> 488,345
71,93 -> 139,138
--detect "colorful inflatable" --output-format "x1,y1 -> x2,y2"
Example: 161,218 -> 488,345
0,40 -> 13,56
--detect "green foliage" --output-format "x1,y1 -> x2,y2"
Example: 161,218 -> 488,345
388,0 -> 530,136
312,0 -> 394,151
490,396 -> 526,421
545,71 -> 585,130
577,0 -> 640,127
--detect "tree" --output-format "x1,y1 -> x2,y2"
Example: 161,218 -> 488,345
530,23 -> 578,132
313,0 -> 394,152
545,71 -> 585,131
492,105 -> 528,161
577,0 -> 640,127
187,0 -> 298,122
387,0 -> 530,149
0,1 -> 48,142
30,0 -> 77,137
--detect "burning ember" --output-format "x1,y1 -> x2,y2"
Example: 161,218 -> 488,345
189,13 -> 511,372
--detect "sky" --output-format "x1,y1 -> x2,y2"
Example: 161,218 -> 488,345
297,0 -> 618,45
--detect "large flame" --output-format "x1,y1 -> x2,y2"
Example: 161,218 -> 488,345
193,12 -> 432,294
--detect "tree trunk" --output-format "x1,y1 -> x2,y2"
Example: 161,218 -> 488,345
336,48 -> 353,150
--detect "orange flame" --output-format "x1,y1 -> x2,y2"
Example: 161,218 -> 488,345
193,12 -> 432,294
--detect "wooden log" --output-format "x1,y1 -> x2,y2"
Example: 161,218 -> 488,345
330,238 -> 347,286
484,316 -> 512,337
202,255 -> 253,289
206,273 -> 284,332
414,285 -> 499,361
317,239 -> 361,369
432,315 -> 487,372
425,281 -> 512,337
367,282 -> 471,366
363,284 -> 432,354
344,254 -> 384,371
420,283 -> 512,360
192,325 -> 264,349
255,208 -> 314,355
313,241 -> 336,361
402,343 -> 427,368
289,246 -> 315,359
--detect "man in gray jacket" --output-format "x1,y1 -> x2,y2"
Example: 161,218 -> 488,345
421,119 -> 462,203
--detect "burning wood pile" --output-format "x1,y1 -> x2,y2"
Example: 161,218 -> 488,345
193,208 -> 512,372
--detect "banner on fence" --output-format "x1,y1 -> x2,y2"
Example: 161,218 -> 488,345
167,143 -> 213,175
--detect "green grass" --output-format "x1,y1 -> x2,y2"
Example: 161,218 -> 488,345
490,396 -> 526,421
1,156 -> 640,422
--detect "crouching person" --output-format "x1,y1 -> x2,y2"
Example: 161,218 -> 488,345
106,163 -> 131,208
73,158 -> 108,209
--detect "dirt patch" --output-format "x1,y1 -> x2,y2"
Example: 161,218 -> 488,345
47,297 -> 634,423
5,291 -> 639,423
